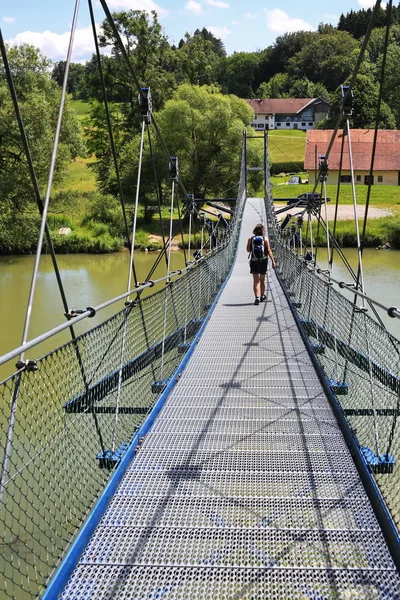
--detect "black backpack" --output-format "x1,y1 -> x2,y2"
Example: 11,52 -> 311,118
251,235 -> 266,260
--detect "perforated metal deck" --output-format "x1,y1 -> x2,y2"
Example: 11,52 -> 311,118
60,199 -> 400,599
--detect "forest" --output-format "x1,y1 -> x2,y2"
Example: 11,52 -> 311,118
1,4 -> 400,253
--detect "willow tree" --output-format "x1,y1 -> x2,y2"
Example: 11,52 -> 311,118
117,84 -> 262,202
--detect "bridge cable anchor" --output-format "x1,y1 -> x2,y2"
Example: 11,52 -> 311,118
340,85 -> 354,117
138,87 -> 152,124
64,307 -> 96,320
15,359 -> 38,372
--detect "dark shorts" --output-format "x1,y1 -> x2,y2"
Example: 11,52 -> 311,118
250,258 -> 268,275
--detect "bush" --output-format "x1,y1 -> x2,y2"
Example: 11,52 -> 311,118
52,230 -> 122,253
301,217 -> 400,249
270,161 -> 304,175
81,193 -> 126,238
0,215 -> 40,254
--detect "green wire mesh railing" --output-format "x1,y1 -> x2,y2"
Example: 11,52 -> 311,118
265,187 -> 400,540
0,169 -> 246,599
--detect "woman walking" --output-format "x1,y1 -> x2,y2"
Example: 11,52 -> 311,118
247,223 -> 276,305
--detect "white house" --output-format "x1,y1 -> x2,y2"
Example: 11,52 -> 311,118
245,98 -> 330,131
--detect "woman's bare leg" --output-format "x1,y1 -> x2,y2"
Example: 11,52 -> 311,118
253,274 -> 260,297
260,274 -> 266,297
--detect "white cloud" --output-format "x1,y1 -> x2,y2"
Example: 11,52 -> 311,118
106,0 -> 168,16
245,13 -> 255,19
207,26 -> 230,39
6,26 -> 100,61
3,16 -> 16,24
185,1 -> 203,15
265,9 -> 315,34
206,0 -> 229,7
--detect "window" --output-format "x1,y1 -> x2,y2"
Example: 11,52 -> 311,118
301,123 -> 306,126
309,122 -> 313,126
286,122 -> 290,126
276,122 -> 281,126
378,175 -> 383,183
356,175 -> 361,182
340,175 -> 352,183
265,116 -> 269,120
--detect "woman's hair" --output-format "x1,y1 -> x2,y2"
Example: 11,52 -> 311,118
253,223 -> 265,236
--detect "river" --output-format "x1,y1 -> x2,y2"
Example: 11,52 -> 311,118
0,248 -> 399,381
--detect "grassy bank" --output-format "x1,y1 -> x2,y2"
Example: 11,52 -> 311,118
288,215 -> 400,249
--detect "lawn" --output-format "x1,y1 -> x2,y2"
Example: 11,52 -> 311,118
71,99 -> 92,120
250,129 -> 306,165
271,182 -> 400,207
61,156 -> 97,193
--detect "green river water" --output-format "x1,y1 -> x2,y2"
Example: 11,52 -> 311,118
0,247 -> 399,382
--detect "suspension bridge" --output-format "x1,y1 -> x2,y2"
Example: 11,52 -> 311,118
1,1 -> 400,598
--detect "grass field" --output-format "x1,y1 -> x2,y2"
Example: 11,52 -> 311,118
71,99 -> 91,120
61,156 -> 97,193
271,182 -> 400,207
251,129 -> 306,165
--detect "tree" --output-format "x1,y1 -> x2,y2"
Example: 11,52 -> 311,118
51,61 -> 87,99
287,29 -> 359,92
117,85 -> 260,201
0,44 -> 85,215
217,52 -> 262,97
256,73 -> 290,98
193,28 -> 226,57
319,74 -> 396,129
263,31 -> 315,79
380,43 -> 400,125
98,10 -> 176,111
175,33 -> 221,86
338,6 -> 390,39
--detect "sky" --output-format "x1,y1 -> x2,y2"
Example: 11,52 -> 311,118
1,0 -> 377,63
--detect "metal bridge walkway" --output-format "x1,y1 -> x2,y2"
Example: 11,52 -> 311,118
60,198 -> 400,599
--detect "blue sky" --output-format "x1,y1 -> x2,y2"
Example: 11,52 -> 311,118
1,0 -> 376,62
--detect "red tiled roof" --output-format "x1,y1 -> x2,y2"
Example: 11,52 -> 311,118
305,129 -> 400,171
246,98 -> 318,115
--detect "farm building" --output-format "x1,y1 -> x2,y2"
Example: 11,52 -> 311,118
305,129 -> 400,185
246,98 -> 330,131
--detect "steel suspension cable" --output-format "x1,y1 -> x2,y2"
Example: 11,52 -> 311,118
358,0 -> 393,282
329,129 -> 346,269
97,0 -> 189,200
88,0 -> 133,252
308,0 -> 383,198
0,0 -> 99,513
159,180 -> 176,380
0,29 -> 70,338
146,124 -> 169,273
127,120 -> 146,299
17,0 -> 80,360
346,123 -> 366,305
0,25 -> 96,414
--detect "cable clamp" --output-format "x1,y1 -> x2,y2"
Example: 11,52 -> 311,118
388,306 -> 400,318
15,359 -> 38,372
169,157 -> 179,181
138,87 -> 152,124
340,85 -> 353,116
354,306 -> 368,313
318,156 -> 329,182
125,299 -> 138,307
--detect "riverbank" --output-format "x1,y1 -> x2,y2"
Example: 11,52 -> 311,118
274,198 -> 400,248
